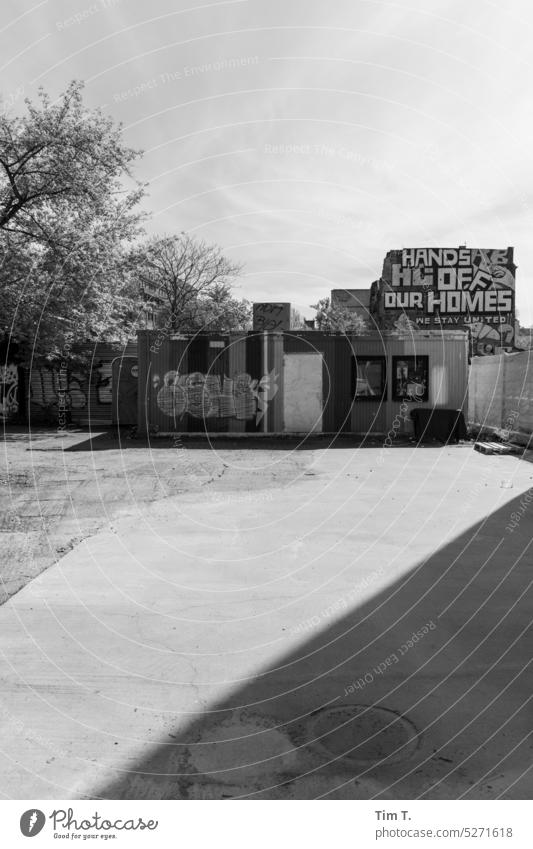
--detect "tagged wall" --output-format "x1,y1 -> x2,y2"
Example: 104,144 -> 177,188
0,364 -> 19,420
140,332 -> 282,433
29,363 -> 110,415
25,343 -> 136,425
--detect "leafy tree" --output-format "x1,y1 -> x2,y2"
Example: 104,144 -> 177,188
0,81 -> 142,241
0,81 -> 145,364
392,313 -> 421,335
135,233 -> 247,333
193,282 -> 252,331
310,296 -> 369,333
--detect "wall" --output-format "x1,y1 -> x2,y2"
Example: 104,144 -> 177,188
26,343 -> 137,426
384,334 -> 469,436
0,364 -> 19,420
468,350 -> 533,444
372,247 -> 516,354
348,333 -> 468,436
282,333 -> 353,433
138,331 -> 283,434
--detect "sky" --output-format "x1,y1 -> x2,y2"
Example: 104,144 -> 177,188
2,0 -> 532,322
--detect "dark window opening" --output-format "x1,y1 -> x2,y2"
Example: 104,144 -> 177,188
351,356 -> 386,400
392,356 -> 429,402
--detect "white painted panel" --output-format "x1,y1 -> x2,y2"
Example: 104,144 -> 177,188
283,353 -> 323,433
431,364 -> 448,406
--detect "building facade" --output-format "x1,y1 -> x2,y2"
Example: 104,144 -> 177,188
370,246 -> 516,355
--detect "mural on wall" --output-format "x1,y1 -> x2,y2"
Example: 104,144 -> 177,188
154,370 -> 279,424
0,364 -> 18,420
376,247 -> 516,353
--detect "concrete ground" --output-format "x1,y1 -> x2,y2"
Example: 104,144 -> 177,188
0,428 -> 310,602
0,430 -> 532,799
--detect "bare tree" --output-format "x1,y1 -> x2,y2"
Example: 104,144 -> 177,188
136,233 -> 244,332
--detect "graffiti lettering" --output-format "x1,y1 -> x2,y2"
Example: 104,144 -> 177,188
155,370 -> 279,424
29,367 -> 87,413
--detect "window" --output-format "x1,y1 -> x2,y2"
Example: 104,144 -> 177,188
392,356 -> 429,402
351,356 -> 386,400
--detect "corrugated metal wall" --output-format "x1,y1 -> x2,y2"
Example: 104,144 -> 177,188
140,331 -> 272,434
469,350 -> 533,443
384,335 -> 469,437
138,331 -> 469,436
350,335 -> 388,436
27,342 -> 137,426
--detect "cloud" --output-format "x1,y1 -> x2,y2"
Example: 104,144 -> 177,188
2,0 -> 532,321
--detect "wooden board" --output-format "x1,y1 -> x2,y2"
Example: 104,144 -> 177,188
474,441 -> 520,455
253,302 -> 290,332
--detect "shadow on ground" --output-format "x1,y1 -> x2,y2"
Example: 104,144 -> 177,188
61,431 -> 476,452
93,491 -> 532,800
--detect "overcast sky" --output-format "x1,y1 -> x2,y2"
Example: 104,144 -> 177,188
2,0 -> 532,322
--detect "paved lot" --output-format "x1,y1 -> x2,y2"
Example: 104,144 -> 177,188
0,432 -> 532,799
0,428 -> 310,603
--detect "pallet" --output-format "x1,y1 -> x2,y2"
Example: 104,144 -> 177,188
474,441 -> 521,456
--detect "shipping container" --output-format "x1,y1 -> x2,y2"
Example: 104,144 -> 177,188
138,330 -> 469,437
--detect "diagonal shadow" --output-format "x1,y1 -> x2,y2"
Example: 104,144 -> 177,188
92,490 -> 532,801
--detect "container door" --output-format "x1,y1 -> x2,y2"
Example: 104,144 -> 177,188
112,357 -> 138,426
283,353 -> 323,433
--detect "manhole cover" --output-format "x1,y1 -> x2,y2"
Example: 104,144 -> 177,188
187,710 -> 298,783
304,704 -> 420,766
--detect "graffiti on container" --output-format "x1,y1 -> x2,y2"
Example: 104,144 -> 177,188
0,364 -> 18,419
154,370 -> 279,424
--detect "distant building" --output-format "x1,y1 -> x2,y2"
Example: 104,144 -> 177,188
331,289 -> 372,325
140,280 -> 167,329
